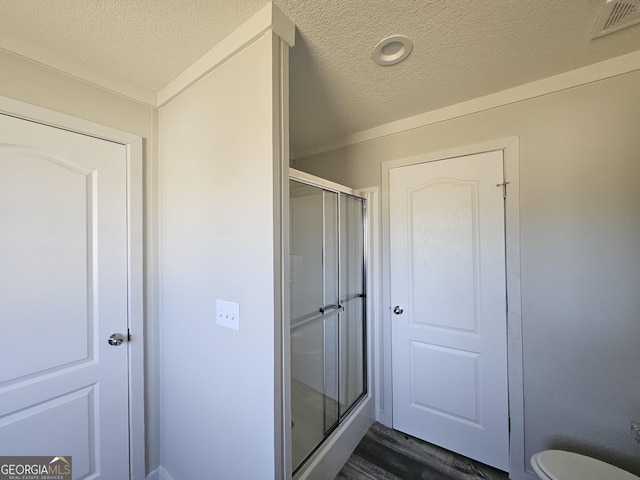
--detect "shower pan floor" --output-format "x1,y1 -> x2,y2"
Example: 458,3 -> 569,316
291,377 -> 342,472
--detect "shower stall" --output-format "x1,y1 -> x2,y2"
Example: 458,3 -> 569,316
289,170 -> 367,474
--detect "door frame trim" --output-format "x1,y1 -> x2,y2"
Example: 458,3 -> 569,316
0,95 -> 145,480
380,137 -> 526,478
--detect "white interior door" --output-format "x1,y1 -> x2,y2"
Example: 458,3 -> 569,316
390,150 -> 509,471
0,113 -> 131,479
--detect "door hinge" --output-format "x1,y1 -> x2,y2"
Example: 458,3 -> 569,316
496,181 -> 510,199
508,416 -> 511,433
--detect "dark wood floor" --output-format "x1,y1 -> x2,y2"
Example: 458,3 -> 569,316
336,422 -> 509,480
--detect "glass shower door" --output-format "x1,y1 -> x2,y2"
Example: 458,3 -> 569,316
289,178 -> 367,474
289,181 -> 339,471
339,194 -> 366,415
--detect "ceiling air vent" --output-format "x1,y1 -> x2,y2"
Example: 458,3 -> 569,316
593,0 -> 640,38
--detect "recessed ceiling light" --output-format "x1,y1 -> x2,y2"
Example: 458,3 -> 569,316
372,35 -> 413,66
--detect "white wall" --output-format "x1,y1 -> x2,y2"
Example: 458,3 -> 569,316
0,51 -> 155,139
158,32 -> 286,479
294,69 -> 640,477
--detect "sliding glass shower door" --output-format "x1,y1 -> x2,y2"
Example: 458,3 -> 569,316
339,195 -> 366,413
289,178 -> 366,473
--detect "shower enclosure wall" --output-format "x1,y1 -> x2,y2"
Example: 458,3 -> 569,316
289,172 -> 367,473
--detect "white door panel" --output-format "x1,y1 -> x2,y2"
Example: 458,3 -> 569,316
390,151 -> 509,471
0,114 -> 130,479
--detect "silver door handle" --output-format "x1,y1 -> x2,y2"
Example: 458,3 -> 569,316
319,304 -> 344,314
393,306 -> 403,315
108,333 -> 126,346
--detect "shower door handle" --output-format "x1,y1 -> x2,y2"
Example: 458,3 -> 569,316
319,304 -> 344,314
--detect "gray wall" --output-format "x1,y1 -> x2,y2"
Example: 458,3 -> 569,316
294,69 -> 640,475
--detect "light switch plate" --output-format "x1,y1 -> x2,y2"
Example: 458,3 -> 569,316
216,299 -> 240,330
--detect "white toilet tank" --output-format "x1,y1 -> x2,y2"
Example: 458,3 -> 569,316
531,450 -> 639,480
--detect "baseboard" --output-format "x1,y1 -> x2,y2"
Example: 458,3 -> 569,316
146,466 -> 176,480
295,394 -> 375,480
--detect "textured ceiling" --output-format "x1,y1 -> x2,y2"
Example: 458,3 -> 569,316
1,0 -> 639,155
